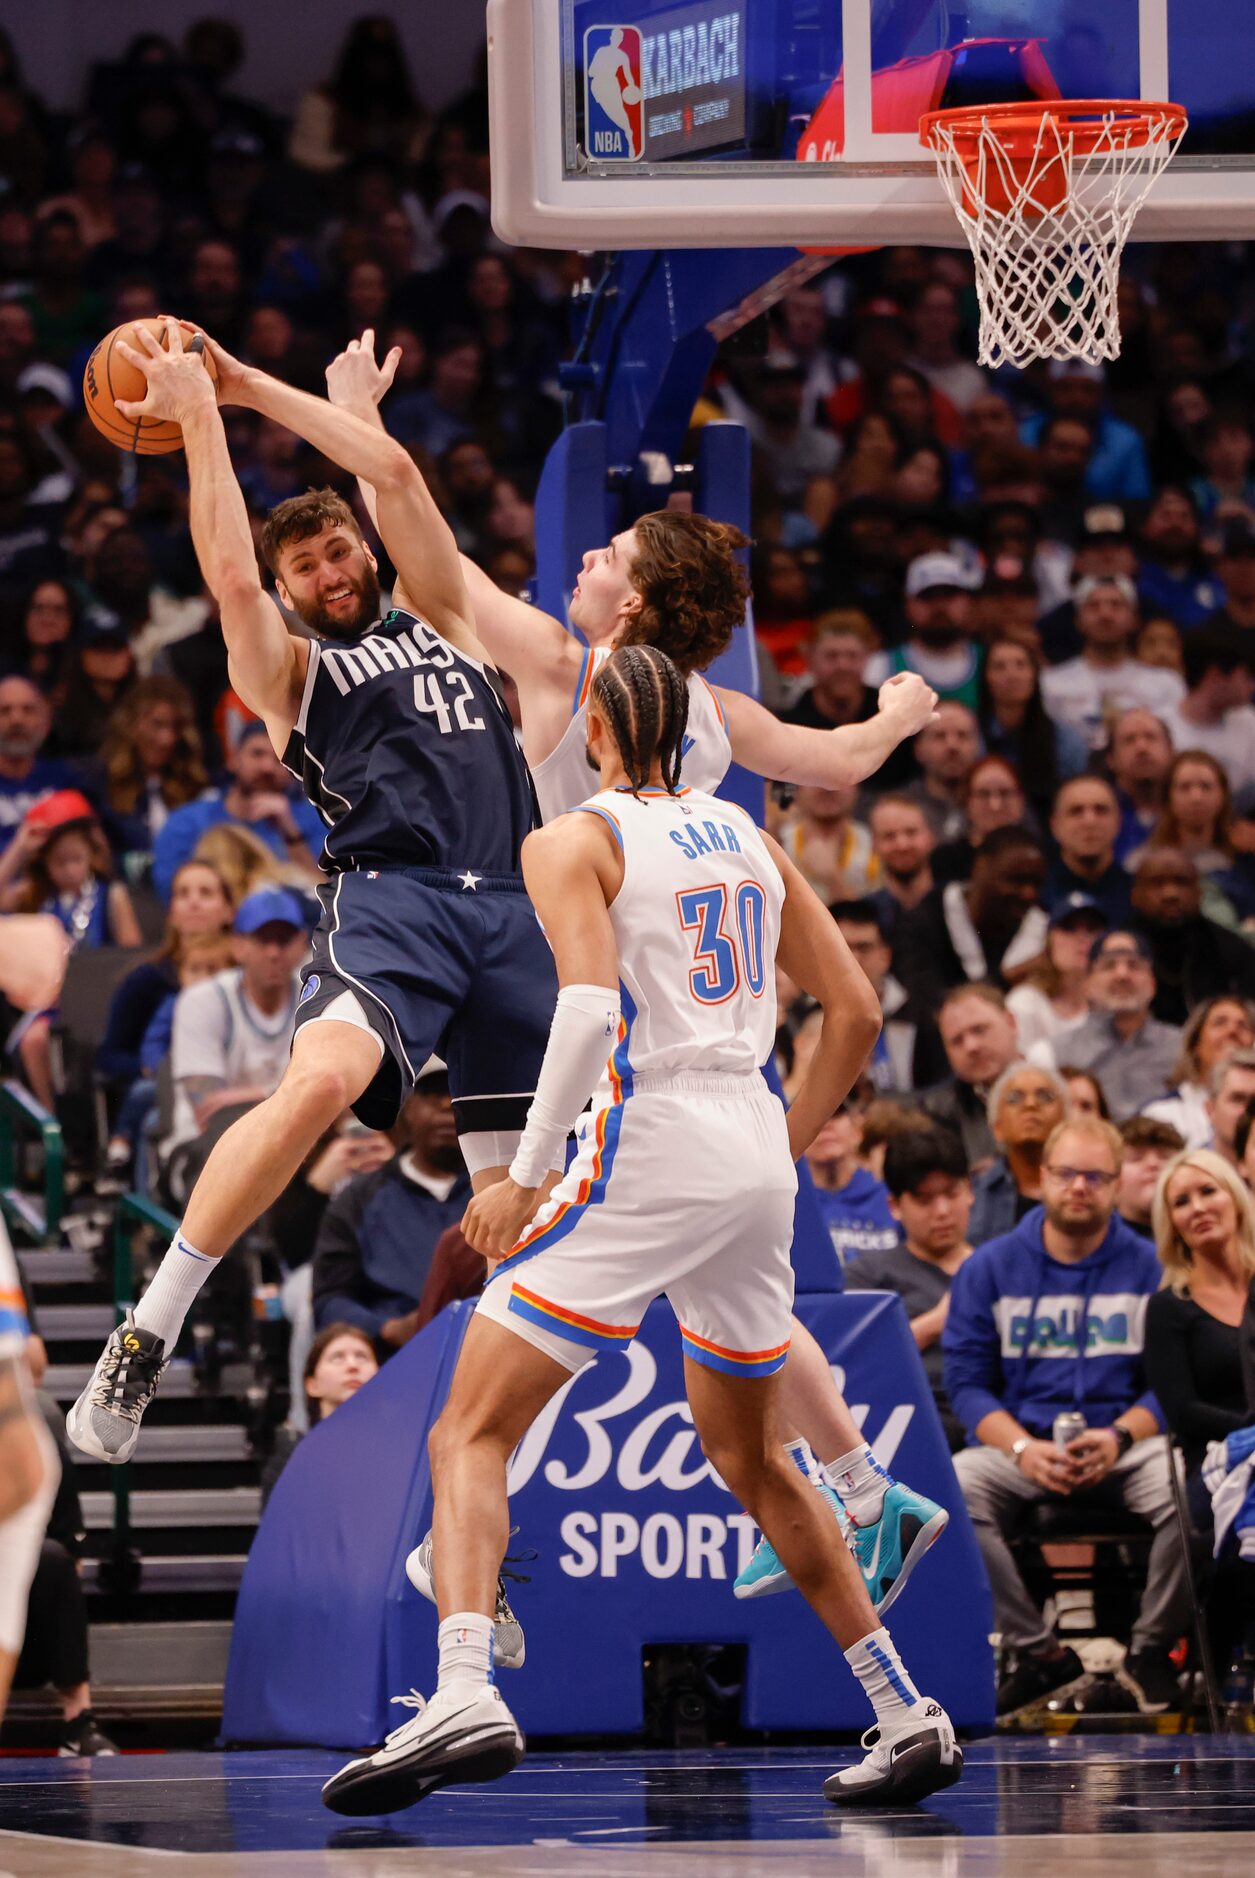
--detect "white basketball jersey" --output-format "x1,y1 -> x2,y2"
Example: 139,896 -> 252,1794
0,1218 -> 29,1358
577,783 -> 784,1085
532,646 -> 732,826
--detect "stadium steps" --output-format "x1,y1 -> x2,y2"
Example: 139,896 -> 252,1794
22,1211 -> 271,1723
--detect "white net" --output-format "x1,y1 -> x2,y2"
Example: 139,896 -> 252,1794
923,103 -> 1186,370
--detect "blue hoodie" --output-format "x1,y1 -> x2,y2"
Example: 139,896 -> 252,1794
942,1206 -> 1163,1445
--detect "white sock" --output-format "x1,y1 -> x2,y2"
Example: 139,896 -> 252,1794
784,1436 -> 825,1489
132,1233 -> 219,1351
823,1444 -> 893,1526
845,1625 -> 921,1729
437,1612 -> 495,1693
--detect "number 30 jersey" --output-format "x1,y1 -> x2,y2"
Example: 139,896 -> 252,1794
283,607 -> 539,873
577,783 -> 785,1085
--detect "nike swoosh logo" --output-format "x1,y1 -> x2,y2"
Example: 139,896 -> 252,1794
861,1518 -> 888,1586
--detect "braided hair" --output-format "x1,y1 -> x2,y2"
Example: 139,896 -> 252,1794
591,644 -> 690,798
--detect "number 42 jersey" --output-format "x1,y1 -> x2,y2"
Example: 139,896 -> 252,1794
577,783 -> 785,1083
284,607 -> 538,874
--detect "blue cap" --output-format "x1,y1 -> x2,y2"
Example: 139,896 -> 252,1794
233,888 -> 306,936
1048,892 -> 1109,933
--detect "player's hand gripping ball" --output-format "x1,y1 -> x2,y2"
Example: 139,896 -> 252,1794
82,316 -> 219,455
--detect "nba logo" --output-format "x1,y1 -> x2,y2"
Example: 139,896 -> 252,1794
584,25 -> 644,161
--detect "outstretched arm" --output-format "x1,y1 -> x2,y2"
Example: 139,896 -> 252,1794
717,672 -> 938,789
204,332 -> 483,661
114,321 -> 306,750
325,334 -> 581,739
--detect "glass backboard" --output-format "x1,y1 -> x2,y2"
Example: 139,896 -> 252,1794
488,0 -> 1255,247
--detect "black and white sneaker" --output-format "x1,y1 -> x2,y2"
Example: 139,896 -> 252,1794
58,1710 -> 118,1757
1120,1649 -> 1182,1715
66,1313 -> 167,1465
824,1701 -> 963,1807
321,1684 -> 524,1816
405,1530 -> 527,1670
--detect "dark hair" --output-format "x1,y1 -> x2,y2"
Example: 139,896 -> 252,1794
1057,1065 -> 1111,1119
1119,1115 -> 1186,1154
591,644 -> 689,796
831,897 -> 888,938
303,1321 -> 375,1387
973,824 -> 1043,867
618,511 -> 750,674
882,1127 -> 970,1197
976,634 -> 1062,812
1235,1098 -> 1255,1167
1182,626 -> 1253,692
261,487 -> 362,575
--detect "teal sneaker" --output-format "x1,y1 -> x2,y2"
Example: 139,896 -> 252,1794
849,1482 -> 949,1616
733,1483 -> 849,1600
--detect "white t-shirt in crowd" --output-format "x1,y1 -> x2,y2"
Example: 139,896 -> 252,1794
1005,984 -> 1089,1058
1161,703 -> 1255,794
167,968 -> 299,1151
1040,657 -> 1185,752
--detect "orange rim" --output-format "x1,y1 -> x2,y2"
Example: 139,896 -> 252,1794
921,98 -> 1187,160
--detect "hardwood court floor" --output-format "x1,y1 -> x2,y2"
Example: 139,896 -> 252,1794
0,1734 -> 1252,1876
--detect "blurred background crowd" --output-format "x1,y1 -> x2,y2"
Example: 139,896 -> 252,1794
4,9 -> 1255,1748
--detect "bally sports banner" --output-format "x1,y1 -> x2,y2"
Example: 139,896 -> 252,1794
224,1293 -> 994,1746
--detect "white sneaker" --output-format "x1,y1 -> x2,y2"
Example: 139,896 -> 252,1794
321,1683 -> 524,1816
66,1314 -> 167,1465
405,1530 -> 526,1669
824,1700 -> 963,1806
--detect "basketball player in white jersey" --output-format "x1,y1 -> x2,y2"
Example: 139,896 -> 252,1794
330,334 -> 950,1617
322,646 -> 962,1817
0,1224 -> 59,1729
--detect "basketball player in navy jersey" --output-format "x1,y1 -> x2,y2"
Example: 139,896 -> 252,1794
68,318 -> 562,1465
329,334 -> 950,1620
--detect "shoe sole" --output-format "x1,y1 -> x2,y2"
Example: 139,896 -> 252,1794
65,1394 -> 137,1467
825,1738 -> 963,1808
732,1564 -> 791,1601
321,1726 -> 524,1816
404,1546 -> 526,1670
874,1508 -> 950,1618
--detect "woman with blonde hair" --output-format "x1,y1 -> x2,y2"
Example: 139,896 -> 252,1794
191,824 -> 287,909
1146,1146 -> 1255,1682
1142,996 -> 1255,1150
1146,1148 -> 1255,1477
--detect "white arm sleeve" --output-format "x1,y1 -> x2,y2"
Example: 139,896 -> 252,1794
508,984 -> 622,1190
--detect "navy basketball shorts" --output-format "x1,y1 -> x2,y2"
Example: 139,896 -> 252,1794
293,867 -> 558,1151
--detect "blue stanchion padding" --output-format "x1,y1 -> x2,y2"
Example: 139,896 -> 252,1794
223,1293 -> 993,1746
532,420 -> 614,627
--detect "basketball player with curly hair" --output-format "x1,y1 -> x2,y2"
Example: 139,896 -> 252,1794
329,333 -> 951,1628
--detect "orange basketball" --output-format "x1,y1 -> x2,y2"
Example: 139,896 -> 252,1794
82,318 -> 219,456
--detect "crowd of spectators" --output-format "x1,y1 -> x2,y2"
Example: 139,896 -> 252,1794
4,16 -> 1255,1735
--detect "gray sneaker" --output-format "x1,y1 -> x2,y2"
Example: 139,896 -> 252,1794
66,1313 -> 166,1465
405,1530 -> 527,1670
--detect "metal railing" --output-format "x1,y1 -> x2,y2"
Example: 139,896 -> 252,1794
106,1191 -> 179,1596
0,1079 -> 64,1244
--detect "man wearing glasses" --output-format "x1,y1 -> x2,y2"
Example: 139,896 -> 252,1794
1042,929 -> 1181,1121
942,1116 -> 1190,1719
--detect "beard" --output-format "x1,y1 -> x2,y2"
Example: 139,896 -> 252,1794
585,736 -> 600,774
296,566 -> 383,643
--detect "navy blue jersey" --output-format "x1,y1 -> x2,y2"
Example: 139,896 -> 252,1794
283,607 -> 538,873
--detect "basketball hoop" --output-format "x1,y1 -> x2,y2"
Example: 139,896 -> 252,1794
920,100 -> 1187,369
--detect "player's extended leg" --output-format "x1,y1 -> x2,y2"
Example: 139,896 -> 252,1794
322,1314 -> 574,1816
67,1021 -> 384,1465
0,1358 -> 60,1728
735,1314 -> 949,1612
682,1357 -> 962,1807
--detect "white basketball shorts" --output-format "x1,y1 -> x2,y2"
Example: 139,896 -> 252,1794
476,1073 -> 797,1377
